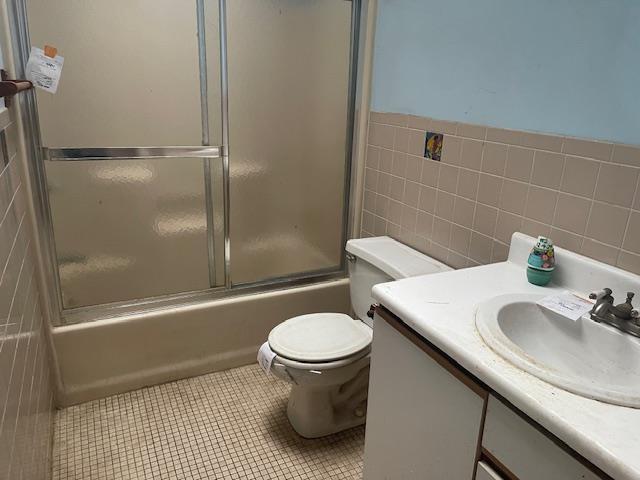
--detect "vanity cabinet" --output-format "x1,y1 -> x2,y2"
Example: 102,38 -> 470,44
364,307 -> 609,480
363,309 -> 487,480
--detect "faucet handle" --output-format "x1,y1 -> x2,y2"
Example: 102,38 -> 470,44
589,288 -> 613,301
629,293 -> 639,320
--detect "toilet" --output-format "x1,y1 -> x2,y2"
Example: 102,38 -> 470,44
266,236 -> 451,438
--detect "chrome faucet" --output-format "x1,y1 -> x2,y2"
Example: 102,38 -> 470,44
589,288 -> 640,337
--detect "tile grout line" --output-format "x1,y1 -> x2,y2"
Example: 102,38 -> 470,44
617,170 -> 640,266
370,114 -> 640,168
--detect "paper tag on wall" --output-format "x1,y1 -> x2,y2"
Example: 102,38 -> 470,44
25,46 -> 64,94
536,291 -> 594,321
257,342 -> 277,375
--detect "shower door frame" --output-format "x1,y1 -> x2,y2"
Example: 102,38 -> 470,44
8,0 -> 366,326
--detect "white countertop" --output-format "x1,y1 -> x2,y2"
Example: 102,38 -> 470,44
372,260 -> 640,480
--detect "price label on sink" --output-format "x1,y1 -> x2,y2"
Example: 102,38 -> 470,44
537,292 -> 594,321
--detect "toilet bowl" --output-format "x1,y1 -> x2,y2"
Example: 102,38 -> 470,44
264,236 -> 451,438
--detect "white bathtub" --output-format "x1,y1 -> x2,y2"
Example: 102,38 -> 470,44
52,279 -> 350,406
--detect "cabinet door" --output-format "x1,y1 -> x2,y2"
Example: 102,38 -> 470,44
363,309 -> 487,480
482,396 -> 603,480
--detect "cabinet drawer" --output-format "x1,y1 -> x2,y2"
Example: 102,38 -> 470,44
476,461 -> 503,480
482,395 -> 602,480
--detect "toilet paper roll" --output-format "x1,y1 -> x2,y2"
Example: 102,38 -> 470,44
257,342 -> 277,375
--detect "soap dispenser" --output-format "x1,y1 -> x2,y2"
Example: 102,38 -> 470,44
526,236 -> 555,286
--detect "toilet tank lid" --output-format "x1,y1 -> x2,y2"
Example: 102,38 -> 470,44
346,236 -> 452,280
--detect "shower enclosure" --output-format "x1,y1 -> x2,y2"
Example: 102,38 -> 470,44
13,0 -> 360,325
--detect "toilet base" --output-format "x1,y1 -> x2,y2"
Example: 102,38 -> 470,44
285,363 -> 370,438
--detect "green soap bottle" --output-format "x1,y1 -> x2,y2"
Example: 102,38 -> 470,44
526,236 -> 555,286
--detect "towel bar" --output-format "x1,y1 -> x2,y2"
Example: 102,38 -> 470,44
0,69 -> 33,107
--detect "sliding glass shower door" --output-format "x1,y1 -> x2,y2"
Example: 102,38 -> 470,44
26,0 -> 224,309
21,0 -> 358,320
227,0 -> 353,285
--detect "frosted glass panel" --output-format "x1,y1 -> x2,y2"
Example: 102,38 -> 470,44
25,0 -> 222,147
227,0 -> 352,284
46,159 -> 211,308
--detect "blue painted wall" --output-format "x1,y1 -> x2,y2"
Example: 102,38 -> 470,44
371,0 -> 640,145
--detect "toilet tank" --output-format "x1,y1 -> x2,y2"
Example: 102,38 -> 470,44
345,236 -> 452,326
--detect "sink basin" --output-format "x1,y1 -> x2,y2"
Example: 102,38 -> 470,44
475,293 -> 640,408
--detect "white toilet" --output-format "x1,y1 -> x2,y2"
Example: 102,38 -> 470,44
266,236 -> 451,438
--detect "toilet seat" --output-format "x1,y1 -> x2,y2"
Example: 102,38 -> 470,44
268,313 -> 372,363
273,348 -> 371,371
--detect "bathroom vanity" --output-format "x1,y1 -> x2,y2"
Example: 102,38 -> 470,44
363,233 -> 640,480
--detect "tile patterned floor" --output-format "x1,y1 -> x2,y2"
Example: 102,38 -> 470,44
53,365 -> 365,479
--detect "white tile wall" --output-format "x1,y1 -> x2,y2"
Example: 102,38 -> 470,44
362,111 -> 640,274
0,115 -> 54,479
